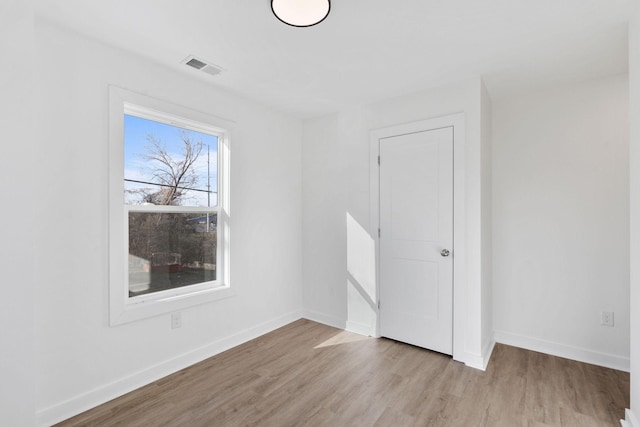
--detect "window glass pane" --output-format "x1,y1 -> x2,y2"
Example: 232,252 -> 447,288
124,114 -> 218,207
128,212 -> 217,296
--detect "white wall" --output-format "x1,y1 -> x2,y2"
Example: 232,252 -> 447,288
481,81 -> 494,359
301,107 -> 377,333
0,2 -> 36,426
302,78 -> 493,368
341,108 -> 377,335
628,0 -> 640,424
34,20 -> 303,425
492,74 -> 630,371
301,114 -> 348,327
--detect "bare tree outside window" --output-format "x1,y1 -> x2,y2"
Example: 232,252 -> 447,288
128,132 -> 204,206
124,114 -> 218,297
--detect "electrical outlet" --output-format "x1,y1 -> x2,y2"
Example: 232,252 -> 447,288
601,311 -> 614,327
171,312 -> 182,329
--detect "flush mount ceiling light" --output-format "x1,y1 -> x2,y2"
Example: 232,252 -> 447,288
271,0 -> 331,27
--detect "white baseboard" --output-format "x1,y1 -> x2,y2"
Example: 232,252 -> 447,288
302,309 -> 346,330
37,310 -> 302,427
345,320 -> 374,337
494,330 -> 630,372
460,353 -> 485,371
621,408 -> 640,427
481,338 -> 496,370
455,340 -> 495,371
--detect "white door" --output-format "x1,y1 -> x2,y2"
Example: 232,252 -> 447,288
379,126 -> 453,355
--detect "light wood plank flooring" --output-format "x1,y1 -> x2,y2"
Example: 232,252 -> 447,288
57,319 -> 629,426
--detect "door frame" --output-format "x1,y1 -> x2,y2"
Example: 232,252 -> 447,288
370,113 -> 465,363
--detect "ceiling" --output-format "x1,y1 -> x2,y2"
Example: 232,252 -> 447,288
34,0 -> 632,119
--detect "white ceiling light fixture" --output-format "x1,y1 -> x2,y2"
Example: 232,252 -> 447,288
271,0 -> 331,27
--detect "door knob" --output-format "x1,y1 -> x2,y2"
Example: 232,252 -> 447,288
440,249 -> 450,257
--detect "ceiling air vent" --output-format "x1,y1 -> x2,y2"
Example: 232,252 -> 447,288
182,55 -> 223,77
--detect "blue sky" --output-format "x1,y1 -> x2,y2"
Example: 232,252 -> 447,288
124,114 -> 218,206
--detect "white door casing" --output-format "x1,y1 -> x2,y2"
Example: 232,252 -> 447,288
370,113 -> 466,364
378,127 -> 454,354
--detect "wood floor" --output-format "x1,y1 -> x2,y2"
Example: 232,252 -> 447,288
57,319 -> 629,427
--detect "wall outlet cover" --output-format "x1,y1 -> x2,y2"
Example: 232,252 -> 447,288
171,312 -> 182,329
601,311 -> 614,327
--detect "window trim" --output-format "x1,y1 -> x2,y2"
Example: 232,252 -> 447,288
109,86 -> 233,326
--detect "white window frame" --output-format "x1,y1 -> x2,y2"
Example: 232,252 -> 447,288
109,86 -> 233,326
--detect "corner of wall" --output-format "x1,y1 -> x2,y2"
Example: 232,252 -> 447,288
480,76 -> 494,355
621,408 -> 640,427
301,114 -> 348,326
629,0 -> 640,418
302,309 -> 347,330
0,2 -> 37,426
459,338 -> 495,372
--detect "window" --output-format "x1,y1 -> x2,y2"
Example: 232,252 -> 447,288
109,87 -> 232,325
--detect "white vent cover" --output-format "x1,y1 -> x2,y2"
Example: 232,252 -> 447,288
182,55 -> 223,77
